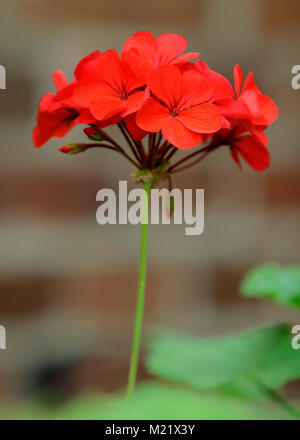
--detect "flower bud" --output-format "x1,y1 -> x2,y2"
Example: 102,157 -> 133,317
84,127 -> 104,141
59,144 -> 87,154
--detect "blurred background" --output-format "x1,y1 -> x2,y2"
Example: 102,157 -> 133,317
0,0 -> 299,416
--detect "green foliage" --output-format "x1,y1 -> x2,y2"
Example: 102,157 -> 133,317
54,382 -> 289,420
240,262 -> 300,309
146,324 -> 300,401
5,261 -> 300,420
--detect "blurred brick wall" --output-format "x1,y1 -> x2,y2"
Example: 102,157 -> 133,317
19,0 -> 202,24
0,0 -> 299,398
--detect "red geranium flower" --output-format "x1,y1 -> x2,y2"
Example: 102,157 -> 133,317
136,65 -> 222,149
184,59 -> 234,105
50,50 -> 101,112
219,65 -> 278,133
33,71 -> 79,148
122,31 -> 199,77
216,124 -> 270,171
73,49 -> 148,122
233,65 -> 278,126
205,64 -> 278,170
33,31 -> 278,175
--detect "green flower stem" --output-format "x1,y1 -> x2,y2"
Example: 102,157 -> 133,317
127,179 -> 152,399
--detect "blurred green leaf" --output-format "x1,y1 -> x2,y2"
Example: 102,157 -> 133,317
240,262 -> 300,309
55,382 -> 291,420
146,325 -> 300,399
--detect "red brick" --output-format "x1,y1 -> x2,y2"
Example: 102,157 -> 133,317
265,173 -> 300,207
58,267 -> 159,319
263,0 -> 300,33
212,264 -> 258,305
19,0 -> 203,24
0,71 -> 33,120
0,277 -> 56,317
0,171 -> 106,218
61,355 -> 152,394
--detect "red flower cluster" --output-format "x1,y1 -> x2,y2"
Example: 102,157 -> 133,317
33,31 -> 278,174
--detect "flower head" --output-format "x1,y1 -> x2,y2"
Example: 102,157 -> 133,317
33,31 -> 278,179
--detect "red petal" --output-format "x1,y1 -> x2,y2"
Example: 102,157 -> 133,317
94,114 -> 122,129
33,126 -> 44,148
91,95 -> 125,120
136,97 -> 169,132
240,72 -> 278,124
196,60 -> 234,103
76,109 -> 95,124
221,116 -> 231,129
180,70 -> 216,107
148,65 -> 182,108
241,121 -> 269,146
74,50 -> 101,80
50,83 -> 76,110
240,89 -> 261,117
122,31 -> 156,61
253,94 -> 278,126
53,71 -> 68,91
125,114 -> 147,141
123,90 -> 149,117
33,111 -> 76,148
170,52 -> 199,65
234,135 -> 270,171
242,72 -> 260,94
177,103 -> 222,133
37,93 -> 55,113
219,100 -> 250,119
121,49 -> 152,80
156,33 -> 187,64
162,117 -> 203,149
74,79 -> 116,108
121,32 -> 156,78
98,49 -> 124,90
234,64 -> 243,97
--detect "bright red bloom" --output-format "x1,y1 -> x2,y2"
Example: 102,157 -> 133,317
33,31 -> 277,175
217,124 -> 270,171
185,60 -> 234,104
33,71 -> 79,148
73,49 -> 148,122
233,65 -> 278,126
219,65 -> 278,128
124,114 -> 147,141
208,64 -> 278,171
50,50 -> 101,112
122,31 -> 199,77
136,65 -> 222,149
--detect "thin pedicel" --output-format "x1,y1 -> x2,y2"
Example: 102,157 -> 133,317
33,31 -> 278,399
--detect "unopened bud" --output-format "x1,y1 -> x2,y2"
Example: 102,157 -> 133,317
84,127 -> 104,141
59,144 -> 87,154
